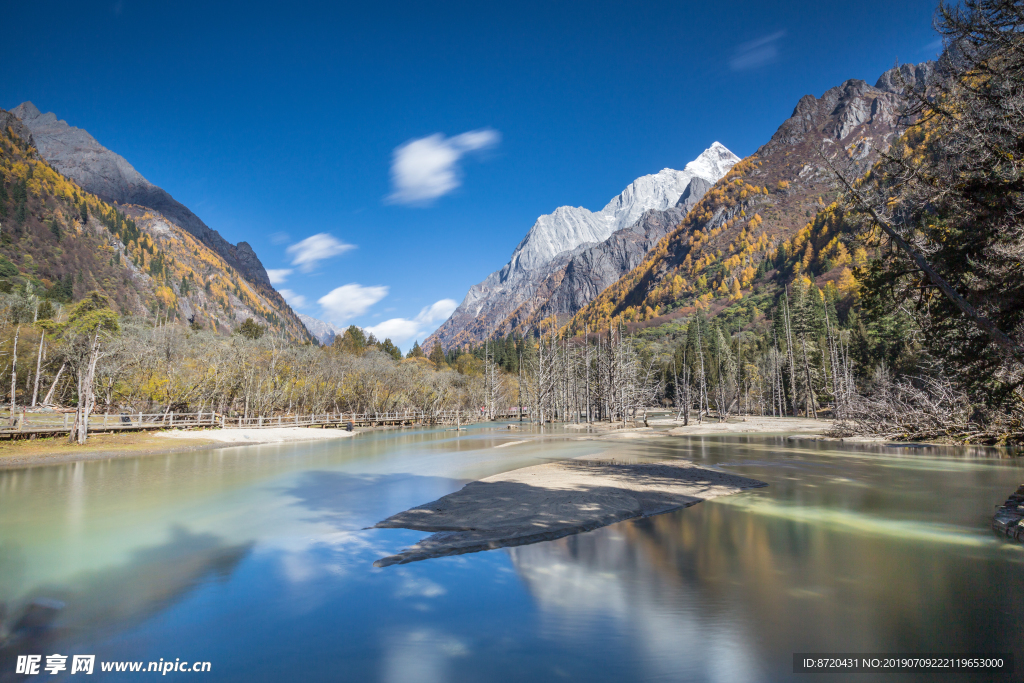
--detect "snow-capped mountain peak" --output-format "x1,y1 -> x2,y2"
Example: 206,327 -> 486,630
507,143 -> 740,276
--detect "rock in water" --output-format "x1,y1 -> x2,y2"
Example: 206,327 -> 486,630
992,484 -> 1024,541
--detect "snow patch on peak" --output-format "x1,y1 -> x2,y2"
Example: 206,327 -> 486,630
507,143 -> 740,276
685,141 -> 741,180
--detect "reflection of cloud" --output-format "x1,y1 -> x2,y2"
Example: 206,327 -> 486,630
729,31 -> 785,71
394,571 -> 447,599
318,284 -> 389,325
287,233 -> 355,272
364,298 -> 457,347
387,129 -> 500,205
508,523 -> 759,682
382,629 -> 468,683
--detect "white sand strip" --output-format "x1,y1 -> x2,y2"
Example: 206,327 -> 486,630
155,427 -> 355,444
373,456 -> 766,567
663,416 -> 832,435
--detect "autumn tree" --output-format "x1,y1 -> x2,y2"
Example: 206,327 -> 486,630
41,292 -> 120,444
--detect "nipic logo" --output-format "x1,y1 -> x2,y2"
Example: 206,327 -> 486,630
16,655 -> 94,675
15,654 -> 210,675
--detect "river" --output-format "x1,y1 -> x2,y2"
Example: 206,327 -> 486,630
1,423 -> 1021,682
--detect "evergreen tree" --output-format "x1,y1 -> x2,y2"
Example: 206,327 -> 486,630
381,338 -> 402,361
236,318 -> 265,340
428,343 -> 446,366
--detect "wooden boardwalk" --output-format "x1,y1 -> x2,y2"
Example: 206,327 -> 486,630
0,407 -> 528,440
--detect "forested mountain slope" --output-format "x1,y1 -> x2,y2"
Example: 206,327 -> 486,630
11,102 -> 272,289
0,109 -> 311,340
567,63 -> 937,335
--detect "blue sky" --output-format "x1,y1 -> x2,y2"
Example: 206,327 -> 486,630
5,0 -> 942,348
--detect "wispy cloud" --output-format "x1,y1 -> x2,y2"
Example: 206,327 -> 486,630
729,31 -> 785,71
922,38 -> 944,54
318,284 -> 389,325
279,288 -> 307,308
365,299 -> 458,346
287,233 -> 355,273
267,268 -> 293,285
270,231 -> 291,245
387,129 -> 500,205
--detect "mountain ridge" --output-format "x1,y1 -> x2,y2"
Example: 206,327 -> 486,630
426,143 -> 740,350
11,102 -> 272,289
0,106 -> 311,341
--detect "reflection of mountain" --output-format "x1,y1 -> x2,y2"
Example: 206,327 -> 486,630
0,527 -> 250,681
509,498 -> 1024,681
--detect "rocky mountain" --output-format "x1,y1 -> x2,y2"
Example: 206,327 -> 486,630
567,63 -> 939,335
426,142 -> 740,350
298,313 -> 341,346
0,108 -> 311,341
11,102 -> 271,288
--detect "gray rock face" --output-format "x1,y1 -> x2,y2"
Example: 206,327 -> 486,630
0,110 -> 34,147
761,63 -> 940,160
676,176 -> 711,212
11,102 -> 271,287
874,62 -> 938,95
494,207 -> 688,336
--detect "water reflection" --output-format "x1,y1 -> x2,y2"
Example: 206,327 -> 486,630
0,427 -> 1021,682
0,527 -> 249,682
508,436 -> 1024,681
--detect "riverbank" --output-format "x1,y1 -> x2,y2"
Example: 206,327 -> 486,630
155,427 -> 356,444
0,427 -> 357,469
560,415 -> 835,436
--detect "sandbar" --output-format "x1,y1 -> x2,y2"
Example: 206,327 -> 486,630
373,456 -> 766,567
155,427 -> 355,444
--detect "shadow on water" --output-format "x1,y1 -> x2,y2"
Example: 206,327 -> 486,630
0,526 -> 251,682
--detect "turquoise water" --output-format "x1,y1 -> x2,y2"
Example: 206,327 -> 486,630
1,424 -> 1022,682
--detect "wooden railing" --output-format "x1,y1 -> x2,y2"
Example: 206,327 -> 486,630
0,406 -> 529,438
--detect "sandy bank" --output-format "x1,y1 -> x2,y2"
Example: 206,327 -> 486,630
155,427 -> 356,444
661,416 -> 832,436
0,426 -> 357,470
373,456 -> 766,567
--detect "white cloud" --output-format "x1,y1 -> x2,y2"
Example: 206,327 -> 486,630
387,129 -> 500,205
363,318 -> 421,343
287,233 -> 356,273
364,298 -> 458,346
279,288 -> 308,308
729,31 -> 785,71
267,268 -> 293,285
270,231 -> 291,245
318,284 -> 389,325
